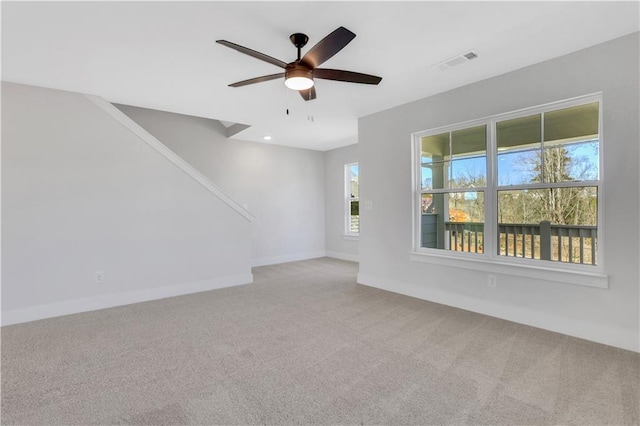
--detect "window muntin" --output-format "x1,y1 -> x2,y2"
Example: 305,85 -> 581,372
414,95 -> 601,269
346,163 -> 359,235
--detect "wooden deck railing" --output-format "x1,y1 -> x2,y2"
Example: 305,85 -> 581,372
444,222 -> 484,254
442,220 -> 597,264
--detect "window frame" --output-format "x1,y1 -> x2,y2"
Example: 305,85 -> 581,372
411,93 -> 606,288
345,162 -> 359,237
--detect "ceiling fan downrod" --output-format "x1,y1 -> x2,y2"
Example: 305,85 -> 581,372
289,33 -> 309,61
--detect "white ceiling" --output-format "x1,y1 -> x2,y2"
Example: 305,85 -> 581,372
2,1 -> 638,151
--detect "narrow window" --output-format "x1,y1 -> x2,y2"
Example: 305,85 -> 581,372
346,163 -> 359,235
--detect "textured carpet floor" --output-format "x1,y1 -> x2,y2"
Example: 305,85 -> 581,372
2,257 -> 638,425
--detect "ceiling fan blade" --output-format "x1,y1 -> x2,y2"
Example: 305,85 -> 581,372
216,40 -> 288,69
300,27 -> 356,69
314,68 -> 382,85
228,73 -> 285,87
299,86 -> 317,101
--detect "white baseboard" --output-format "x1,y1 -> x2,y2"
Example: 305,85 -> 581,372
357,273 -> 639,353
251,251 -> 326,267
1,273 -> 253,326
325,251 -> 359,262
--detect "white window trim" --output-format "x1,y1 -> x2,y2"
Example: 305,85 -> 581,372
345,162 -> 359,237
411,93 -> 607,288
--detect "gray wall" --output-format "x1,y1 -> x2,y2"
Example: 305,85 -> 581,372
2,82 -> 252,321
115,105 -> 326,266
324,144 -> 359,261
357,33 -> 640,351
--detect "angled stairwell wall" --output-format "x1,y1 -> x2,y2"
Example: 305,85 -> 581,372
113,104 -> 327,267
1,82 -> 254,325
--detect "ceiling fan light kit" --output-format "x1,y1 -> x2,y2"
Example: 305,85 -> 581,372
284,64 -> 314,90
217,26 -> 382,101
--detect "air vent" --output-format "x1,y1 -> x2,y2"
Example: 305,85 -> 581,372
463,51 -> 478,60
433,50 -> 479,71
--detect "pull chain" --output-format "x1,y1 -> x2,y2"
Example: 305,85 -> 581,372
286,85 -> 290,116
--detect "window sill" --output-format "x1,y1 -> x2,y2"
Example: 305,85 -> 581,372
409,251 -> 608,289
344,234 -> 359,241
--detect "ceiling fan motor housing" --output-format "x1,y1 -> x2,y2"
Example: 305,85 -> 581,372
285,63 -> 313,80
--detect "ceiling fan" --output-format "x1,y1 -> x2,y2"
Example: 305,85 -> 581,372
216,26 -> 382,101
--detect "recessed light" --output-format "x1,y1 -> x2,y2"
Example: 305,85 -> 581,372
263,136 -> 272,141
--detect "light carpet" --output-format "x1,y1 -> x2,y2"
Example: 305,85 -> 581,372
2,257 -> 638,425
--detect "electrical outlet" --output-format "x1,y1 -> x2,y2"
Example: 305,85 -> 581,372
487,274 -> 497,289
95,271 -> 105,284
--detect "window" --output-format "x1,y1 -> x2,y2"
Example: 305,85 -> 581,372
420,125 -> 487,252
345,163 -> 359,235
413,95 -> 601,271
